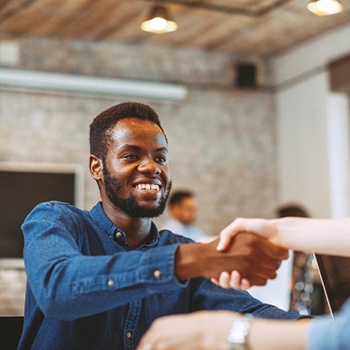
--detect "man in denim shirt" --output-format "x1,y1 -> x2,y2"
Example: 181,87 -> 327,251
19,102 -> 299,350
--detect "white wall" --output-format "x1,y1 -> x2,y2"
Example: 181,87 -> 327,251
326,93 -> 350,218
272,21 -> 350,219
276,71 -> 332,217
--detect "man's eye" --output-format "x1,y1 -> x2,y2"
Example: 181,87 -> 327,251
156,156 -> 167,163
123,154 -> 138,160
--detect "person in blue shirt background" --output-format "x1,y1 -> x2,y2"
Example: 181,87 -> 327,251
161,190 -> 211,242
19,102 -> 299,350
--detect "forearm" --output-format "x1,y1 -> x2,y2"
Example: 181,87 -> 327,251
275,217 -> 350,257
247,318 -> 309,350
137,311 -> 308,350
174,242 -> 207,280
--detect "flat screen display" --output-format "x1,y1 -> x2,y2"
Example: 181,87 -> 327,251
315,253 -> 350,315
0,169 -> 76,258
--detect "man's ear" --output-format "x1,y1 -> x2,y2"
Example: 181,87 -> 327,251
89,155 -> 103,181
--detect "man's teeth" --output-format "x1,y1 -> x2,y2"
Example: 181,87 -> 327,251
136,184 -> 160,191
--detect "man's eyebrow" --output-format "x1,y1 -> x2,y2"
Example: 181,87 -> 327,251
156,147 -> 169,153
119,144 -> 142,152
119,145 -> 168,153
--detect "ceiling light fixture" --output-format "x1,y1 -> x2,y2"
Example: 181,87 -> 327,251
307,0 -> 343,16
141,5 -> 178,34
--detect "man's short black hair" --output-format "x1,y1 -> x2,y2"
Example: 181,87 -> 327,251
169,190 -> 194,206
89,101 -> 167,161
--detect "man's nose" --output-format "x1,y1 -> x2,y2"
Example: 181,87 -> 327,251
138,158 -> 161,175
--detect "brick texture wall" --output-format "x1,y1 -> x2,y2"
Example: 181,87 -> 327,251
0,37 -> 277,315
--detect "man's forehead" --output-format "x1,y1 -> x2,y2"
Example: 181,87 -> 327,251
110,118 -> 161,134
107,118 -> 167,146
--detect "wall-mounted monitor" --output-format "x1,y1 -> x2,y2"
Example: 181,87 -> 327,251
0,162 -> 84,259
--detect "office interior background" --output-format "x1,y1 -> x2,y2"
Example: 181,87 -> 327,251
1,0 -> 350,318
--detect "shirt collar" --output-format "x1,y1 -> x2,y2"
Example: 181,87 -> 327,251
90,201 -> 160,248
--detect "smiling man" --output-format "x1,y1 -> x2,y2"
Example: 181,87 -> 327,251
19,102 -> 300,350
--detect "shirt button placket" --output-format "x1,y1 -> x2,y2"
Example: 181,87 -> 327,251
124,300 -> 140,350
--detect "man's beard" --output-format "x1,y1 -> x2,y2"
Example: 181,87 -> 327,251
103,166 -> 171,218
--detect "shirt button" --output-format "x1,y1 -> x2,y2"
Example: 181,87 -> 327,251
116,232 -> 123,239
107,279 -> 115,286
153,270 -> 162,279
126,332 -> 132,338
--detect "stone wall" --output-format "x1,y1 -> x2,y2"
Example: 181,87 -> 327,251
0,37 -> 277,315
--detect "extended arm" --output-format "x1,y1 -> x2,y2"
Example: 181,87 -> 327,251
216,217 -> 350,288
137,311 -> 309,350
139,298 -> 350,350
23,202 -> 185,320
218,217 -> 350,257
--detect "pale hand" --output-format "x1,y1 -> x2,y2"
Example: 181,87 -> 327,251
217,218 -> 281,251
137,311 -> 238,350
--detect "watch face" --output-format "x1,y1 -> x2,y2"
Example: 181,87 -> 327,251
227,315 -> 252,350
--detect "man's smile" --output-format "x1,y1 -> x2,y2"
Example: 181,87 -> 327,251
134,183 -> 160,192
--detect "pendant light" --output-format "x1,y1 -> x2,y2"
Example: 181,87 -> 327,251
141,5 -> 178,34
307,0 -> 343,16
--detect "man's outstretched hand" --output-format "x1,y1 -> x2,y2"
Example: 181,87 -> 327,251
175,232 -> 289,286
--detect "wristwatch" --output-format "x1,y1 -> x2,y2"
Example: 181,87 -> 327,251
227,314 -> 253,350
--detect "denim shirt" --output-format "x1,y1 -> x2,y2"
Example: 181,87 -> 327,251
19,201 -> 300,350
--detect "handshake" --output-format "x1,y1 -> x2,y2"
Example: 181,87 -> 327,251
175,218 -> 289,289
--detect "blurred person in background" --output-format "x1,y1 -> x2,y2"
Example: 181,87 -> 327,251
161,190 -> 211,242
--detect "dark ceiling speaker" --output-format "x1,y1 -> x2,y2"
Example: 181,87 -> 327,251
235,63 -> 257,89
